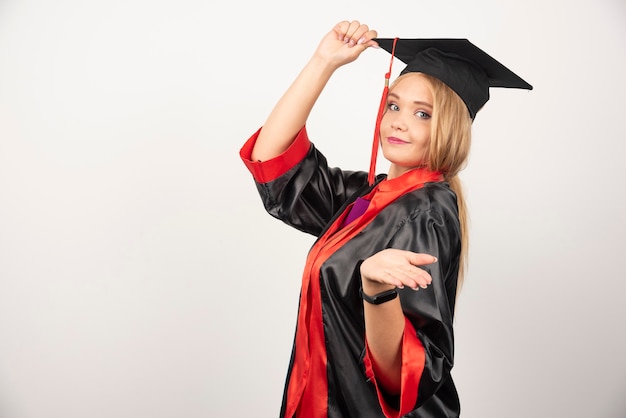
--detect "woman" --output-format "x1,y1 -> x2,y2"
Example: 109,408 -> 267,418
240,20 -> 531,418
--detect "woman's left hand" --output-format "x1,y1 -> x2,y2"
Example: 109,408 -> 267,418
360,249 -> 437,293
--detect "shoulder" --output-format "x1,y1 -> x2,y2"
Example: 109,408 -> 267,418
383,182 -> 461,264
373,182 -> 460,241
395,182 -> 459,219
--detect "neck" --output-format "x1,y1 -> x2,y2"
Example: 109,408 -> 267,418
387,164 -> 427,180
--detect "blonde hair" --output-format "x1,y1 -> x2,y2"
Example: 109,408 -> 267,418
391,72 -> 472,292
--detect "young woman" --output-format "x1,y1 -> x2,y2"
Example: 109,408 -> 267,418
240,20 -> 531,418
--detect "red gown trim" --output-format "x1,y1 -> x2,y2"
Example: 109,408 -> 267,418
363,318 -> 425,417
239,126 -> 311,183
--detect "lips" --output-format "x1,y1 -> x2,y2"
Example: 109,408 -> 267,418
386,136 -> 409,145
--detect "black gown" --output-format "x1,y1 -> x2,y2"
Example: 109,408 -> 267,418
240,126 -> 461,418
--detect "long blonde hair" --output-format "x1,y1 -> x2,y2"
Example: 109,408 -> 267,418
391,72 -> 473,291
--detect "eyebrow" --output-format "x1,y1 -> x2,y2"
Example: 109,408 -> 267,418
387,92 -> 433,109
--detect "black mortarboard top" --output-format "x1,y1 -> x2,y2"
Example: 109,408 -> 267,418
374,38 -> 533,119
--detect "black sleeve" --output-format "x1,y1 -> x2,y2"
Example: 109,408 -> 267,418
386,195 -> 461,408
255,144 -> 369,237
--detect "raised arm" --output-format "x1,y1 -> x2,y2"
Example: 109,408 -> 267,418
250,20 -> 378,162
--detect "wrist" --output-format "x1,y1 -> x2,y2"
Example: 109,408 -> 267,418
361,277 -> 396,296
308,53 -> 341,74
360,287 -> 398,305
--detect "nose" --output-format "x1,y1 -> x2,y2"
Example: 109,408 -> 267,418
390,114 -> 407,131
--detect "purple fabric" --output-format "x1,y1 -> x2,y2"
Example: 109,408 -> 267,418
341,197 -> 371,227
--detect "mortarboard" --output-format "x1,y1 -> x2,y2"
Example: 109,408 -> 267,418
374,38 -> 533,119
366,38 -> 532,185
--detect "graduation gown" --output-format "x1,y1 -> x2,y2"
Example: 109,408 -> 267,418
240,126 -> 461,418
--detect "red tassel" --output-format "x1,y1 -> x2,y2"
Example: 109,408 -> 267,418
368,37 -> 398,186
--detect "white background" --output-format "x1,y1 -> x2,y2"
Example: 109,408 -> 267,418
1,0 -> 625,417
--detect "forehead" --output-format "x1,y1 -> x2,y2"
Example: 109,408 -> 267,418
390,74 -> 433,103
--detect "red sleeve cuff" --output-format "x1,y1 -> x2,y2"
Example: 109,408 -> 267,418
239,126 -> 312,184
363,317 -> 425,418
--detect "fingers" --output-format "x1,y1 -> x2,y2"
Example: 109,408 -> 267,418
372,266 -> 431,291
407,252 -> 438,267
334,20 -> 378,47
388,265 -> 432,290
402,252 -> 436,289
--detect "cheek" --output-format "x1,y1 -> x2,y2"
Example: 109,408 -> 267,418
409,123 -> 430,143
379,114 -> 390,131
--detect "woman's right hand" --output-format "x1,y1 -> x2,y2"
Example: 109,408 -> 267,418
314,20 -> 378,70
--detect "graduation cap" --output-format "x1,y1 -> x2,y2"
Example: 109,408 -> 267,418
375,38 -> 533,119
366,38 -> 532,184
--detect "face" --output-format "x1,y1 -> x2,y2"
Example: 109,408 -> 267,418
380,73 -> 433,179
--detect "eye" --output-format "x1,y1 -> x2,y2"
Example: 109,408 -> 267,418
387,103 -> 399,111
415,110 -> 431,119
